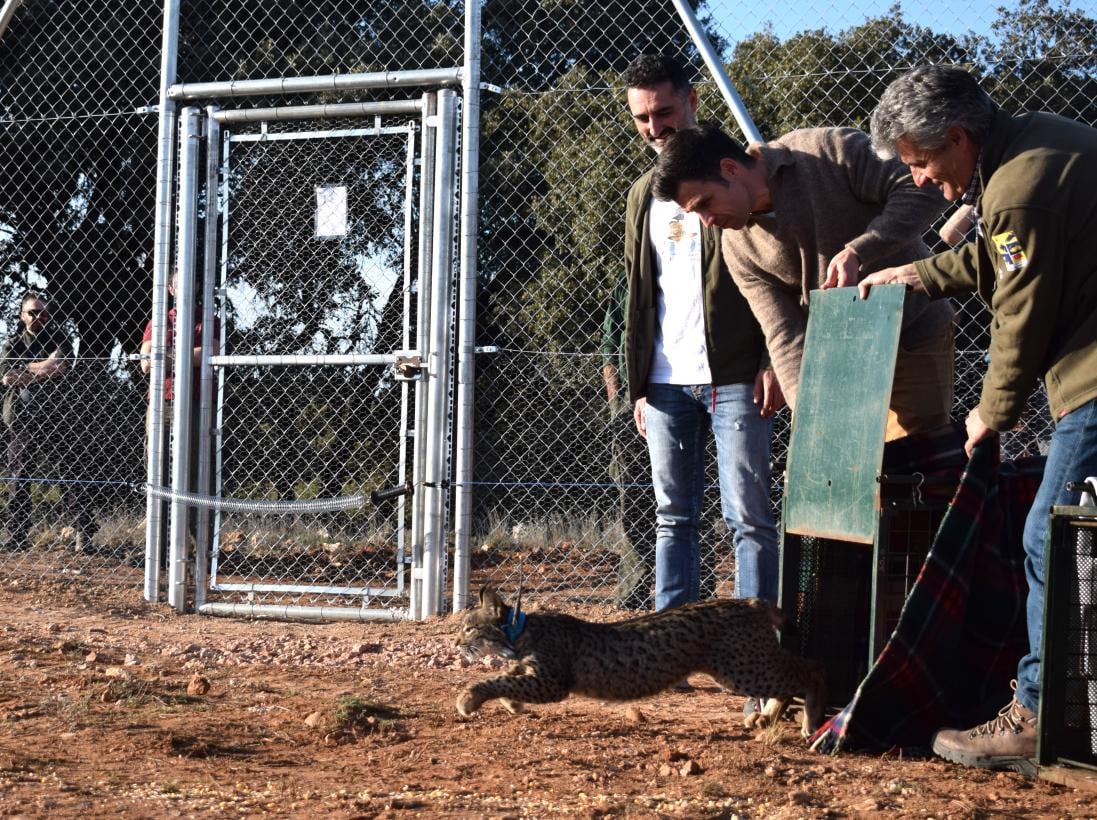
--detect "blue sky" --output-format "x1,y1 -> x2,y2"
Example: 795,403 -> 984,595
705,0 -> 998,44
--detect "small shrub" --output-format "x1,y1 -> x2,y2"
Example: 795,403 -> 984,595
330,696 -> 403,741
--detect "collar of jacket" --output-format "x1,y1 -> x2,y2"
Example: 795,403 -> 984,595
750,139 -> 795,185
974,107 -> 1022,197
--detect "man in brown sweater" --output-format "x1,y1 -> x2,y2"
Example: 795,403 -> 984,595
650,123 -> 955,441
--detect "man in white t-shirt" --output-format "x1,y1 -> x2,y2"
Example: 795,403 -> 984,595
619,55 -> 781,611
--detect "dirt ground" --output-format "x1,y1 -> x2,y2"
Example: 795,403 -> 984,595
0,578 -> 1094,819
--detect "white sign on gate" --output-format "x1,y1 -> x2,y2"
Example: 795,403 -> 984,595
315,184 -> 348,238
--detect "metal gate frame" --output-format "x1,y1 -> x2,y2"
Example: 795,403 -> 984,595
145,82 -> 463,620
205,117 -> 421,611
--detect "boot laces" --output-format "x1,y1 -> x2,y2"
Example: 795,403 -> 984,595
971,701 -> 1024,737
969,682 -> 1033,738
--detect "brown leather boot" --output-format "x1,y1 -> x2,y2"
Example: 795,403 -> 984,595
932,682 -> 1037,774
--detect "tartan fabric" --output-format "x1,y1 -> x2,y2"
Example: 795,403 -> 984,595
810,430 -> 1042,754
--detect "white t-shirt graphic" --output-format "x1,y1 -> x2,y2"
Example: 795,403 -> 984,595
647,196 -> 711,385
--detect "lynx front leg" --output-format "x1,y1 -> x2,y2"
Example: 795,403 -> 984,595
456,685 -> 487,717
456,683 -> 525,716
456,660 -> 568,717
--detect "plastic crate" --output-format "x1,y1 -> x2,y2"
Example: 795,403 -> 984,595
1038,505 -> 1097,772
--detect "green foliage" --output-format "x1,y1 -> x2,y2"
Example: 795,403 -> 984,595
331,696 -> 403,737
0,3 -> 162,360
977,0 -> 1097,122
486,0 -> 1095,360
480,66 -> 643,356
728,10 -> 975,137
480,0 -> 720,91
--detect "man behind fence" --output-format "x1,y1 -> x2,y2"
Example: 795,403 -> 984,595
859,65 -> 1097,772
140,276 -> 218,547
620,54 -> 780,612
650,122 -> 955,442
601,273 -> 656,610
0,292 -> 93,552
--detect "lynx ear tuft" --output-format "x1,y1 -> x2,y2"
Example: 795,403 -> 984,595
478,586 -> 507,617
511,583 -> 523,625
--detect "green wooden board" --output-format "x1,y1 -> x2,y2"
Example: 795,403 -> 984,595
784,285 -> 906,544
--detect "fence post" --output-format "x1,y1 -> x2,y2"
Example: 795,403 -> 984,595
409,91 -> 437,620
145,0 -> 182,603
452,0 -> 484,613
193,105 -> 220,610
668,0 -> 763,143
421,88 -> 458,618
168,106 -> 201,613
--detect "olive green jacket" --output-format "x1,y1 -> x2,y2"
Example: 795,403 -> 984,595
915,109 -> 1097,430
621,168 -> 767,404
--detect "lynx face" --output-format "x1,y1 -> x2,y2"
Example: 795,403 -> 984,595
455,600 -> 516,661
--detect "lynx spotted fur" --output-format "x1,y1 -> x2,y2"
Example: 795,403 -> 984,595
455,588 -> 826,736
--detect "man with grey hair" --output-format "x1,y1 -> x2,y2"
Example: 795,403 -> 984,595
861,64 -> 1097,772
619,54 -> 780,615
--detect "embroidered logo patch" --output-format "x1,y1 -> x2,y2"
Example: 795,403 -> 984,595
993,230 -> 1029,272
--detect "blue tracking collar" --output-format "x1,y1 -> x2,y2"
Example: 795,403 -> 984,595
500,607 -> 526,646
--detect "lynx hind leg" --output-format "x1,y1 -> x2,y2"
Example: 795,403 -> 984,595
744,696 -> 792,730
800,661 -> 827,737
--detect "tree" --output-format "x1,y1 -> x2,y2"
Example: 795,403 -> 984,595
727,10 -> 974,138
977,0 -> 1097,123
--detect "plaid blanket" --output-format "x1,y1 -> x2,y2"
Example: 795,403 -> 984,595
810,427 -> 1042,754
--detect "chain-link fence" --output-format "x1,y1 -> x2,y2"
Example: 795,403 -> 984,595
462,0 -> 1093,608
0,3 -> 162,586
0,0 -> 1091,615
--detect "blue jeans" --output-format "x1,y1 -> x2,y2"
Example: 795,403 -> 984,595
644,382 -> 779,610
1015,396 -> 1097,712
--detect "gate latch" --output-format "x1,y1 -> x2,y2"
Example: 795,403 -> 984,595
393,354 -> 423,381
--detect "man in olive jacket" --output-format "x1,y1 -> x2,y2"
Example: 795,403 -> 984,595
862,65 -> 1097,772
621,55 -> 780,612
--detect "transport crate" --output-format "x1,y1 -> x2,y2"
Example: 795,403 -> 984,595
1038,504 -> 1097,774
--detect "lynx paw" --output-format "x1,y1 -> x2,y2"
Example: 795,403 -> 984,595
743,697 -> 790,730
500,698 -> 525,715
456,688 -> 482,717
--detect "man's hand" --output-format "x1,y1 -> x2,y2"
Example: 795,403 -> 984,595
857,263 -> 926,301
752,368 -> 785,418
633,397 -> 647,439
939,204 -> 975,247
821,247 -> 862,289
964,407 -> 998,458
2,368 -> 26,388
602,364 -> 621,404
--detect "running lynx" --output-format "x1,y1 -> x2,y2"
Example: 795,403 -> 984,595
455,587 -> 826,736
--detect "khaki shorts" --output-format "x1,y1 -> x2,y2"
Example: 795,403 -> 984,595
885,323 -> 955,442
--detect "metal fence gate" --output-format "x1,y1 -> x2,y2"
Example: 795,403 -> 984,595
147,89 -> 462,620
